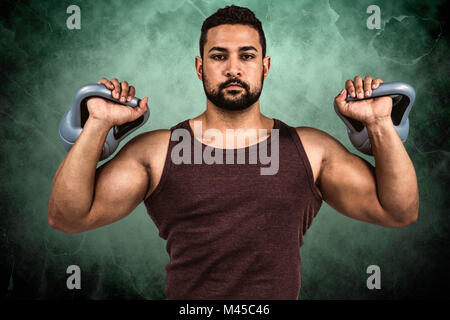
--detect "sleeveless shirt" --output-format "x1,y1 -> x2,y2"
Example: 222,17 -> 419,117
144,118 -> 322,299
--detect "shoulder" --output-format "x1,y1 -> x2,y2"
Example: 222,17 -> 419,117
294,126 -> 336,142
293,126 -> 352,190
294,126 -> 352,162
118,129 -> 171,168
293,126 -> 363,194
118,129 -> 172,201
135,129 -> 172,148
293,126 -> 328,165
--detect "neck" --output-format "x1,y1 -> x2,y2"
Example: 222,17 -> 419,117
189,99 -> 274,148
200,99 -> 271,131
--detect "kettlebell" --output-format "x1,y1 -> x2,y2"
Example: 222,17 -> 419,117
334,81 -> 415,156
59,83 -> 150,161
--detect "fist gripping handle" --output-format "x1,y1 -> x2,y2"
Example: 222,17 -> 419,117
333,81 -> 415,156
59,84 -> 150,161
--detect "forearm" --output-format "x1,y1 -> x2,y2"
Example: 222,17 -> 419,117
366,117 -> 419,223
49,117 -> 111,226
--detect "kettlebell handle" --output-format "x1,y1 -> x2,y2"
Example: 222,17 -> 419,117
334,81 -> 415,155
70,83 -> 141,127
59,83 -> 150,161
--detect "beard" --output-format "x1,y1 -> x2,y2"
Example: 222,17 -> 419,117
201,67 -> 264,111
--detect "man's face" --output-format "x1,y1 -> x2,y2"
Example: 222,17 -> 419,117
198,24 -> 269,111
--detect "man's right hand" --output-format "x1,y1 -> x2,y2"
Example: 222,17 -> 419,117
86,77 -> 149,127
49,77 -> 154,234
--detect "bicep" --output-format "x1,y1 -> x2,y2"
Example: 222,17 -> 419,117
80,134 -> 150,231
318,132 -> 400,227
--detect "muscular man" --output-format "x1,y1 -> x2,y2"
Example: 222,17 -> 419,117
48,6 -> 419,299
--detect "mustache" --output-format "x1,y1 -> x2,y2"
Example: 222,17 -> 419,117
219,79 -> 249,91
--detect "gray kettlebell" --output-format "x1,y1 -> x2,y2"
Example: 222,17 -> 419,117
334,81 -> 415,156
59,83 -> 150,161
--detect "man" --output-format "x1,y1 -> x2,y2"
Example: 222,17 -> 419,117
48,5 -> 419,299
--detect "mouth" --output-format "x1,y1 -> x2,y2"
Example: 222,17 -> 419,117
225,83 -> 243,89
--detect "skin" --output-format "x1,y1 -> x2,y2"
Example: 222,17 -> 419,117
48,24 -> 419,234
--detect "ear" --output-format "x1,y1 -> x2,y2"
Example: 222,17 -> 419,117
195,56 -> 203,81
263,56 -> 271,80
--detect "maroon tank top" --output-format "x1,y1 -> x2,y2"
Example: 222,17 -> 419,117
144,118 -> 322,299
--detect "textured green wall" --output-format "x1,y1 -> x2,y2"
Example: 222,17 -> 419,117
1,0 -> 448,299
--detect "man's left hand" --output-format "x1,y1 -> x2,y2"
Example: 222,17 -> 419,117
334,76 -> 392,126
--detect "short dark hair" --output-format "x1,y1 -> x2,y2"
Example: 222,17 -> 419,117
199,5 -> 266,59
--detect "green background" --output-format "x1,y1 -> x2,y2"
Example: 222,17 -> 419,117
1,0 -> 449,299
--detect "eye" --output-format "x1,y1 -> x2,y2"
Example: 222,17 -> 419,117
241,54 -> 254,60
212,55 -> 226,61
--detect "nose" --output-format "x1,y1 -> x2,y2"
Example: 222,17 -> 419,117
225,55 -> 242,78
